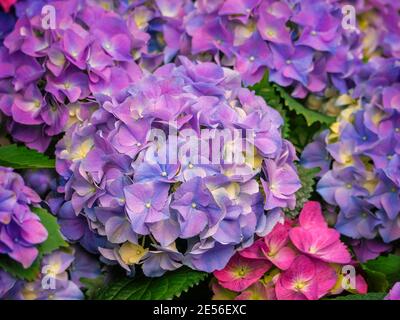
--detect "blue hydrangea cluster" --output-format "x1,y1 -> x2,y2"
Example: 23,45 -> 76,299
302,58 -> 400,243
0,246 -> 100,300
55,58 -> 300,276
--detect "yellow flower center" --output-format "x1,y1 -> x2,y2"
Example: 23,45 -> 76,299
119,242 -> 148,265
293,280 -> 307,291
71,139 -> 93,161
266,28 -> 277,38
309,246 -> 318,254
340,153 -> 354,166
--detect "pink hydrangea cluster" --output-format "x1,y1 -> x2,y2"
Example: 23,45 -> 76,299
212,201 -> 368,300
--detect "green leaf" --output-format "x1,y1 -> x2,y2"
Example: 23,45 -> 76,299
284,165 -> 320,217
363,254 -> 400,287
250,73 -> 281,108
95,268 -> 208,300
32,207 -> 68,255
0,144 -> 55,169
250,73 -> 335,142
274,85 -> 335,127
361,267 -> 389,293
0,207 -> 67,281
0,255 -> 41,282
80,276 -> 106,300
331,293 -> 386,300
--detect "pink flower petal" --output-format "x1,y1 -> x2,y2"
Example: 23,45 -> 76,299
214,254 -> 271,292
265,246 -> 296,270
290,227 -> 351,264
280,255 -> 316,288
264,222 -> 290,255
20,219 -> 48,244
9,245 -> 38,269
355,274 -> 368,294
239,239 -> 268,260
299,201 -> 327,229
313,260 -> 337,298
276,256 -> 319,300
275,279 -> 308,300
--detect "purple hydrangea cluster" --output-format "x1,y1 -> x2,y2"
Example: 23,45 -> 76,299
0,246 -> 100,300
23,169 -> 57,198
167,0 -> 363,98
0,166 -> 48,268
2,0 -> 387,153
21,168 -> 107,255
333,0 -> 400,59
0,0 -> 150,152
2,0 -> 398,155
121,0 -> 194,67
55,58 -> 300,276
302,58 -> 400,243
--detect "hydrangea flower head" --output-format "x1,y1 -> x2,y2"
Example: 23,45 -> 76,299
55,59 -> 300,275
302,58 -> 400,243
334,0 -> 400,59
0,0 -> 151,151
212,201 -> 367,300
180,0 -> 362,99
